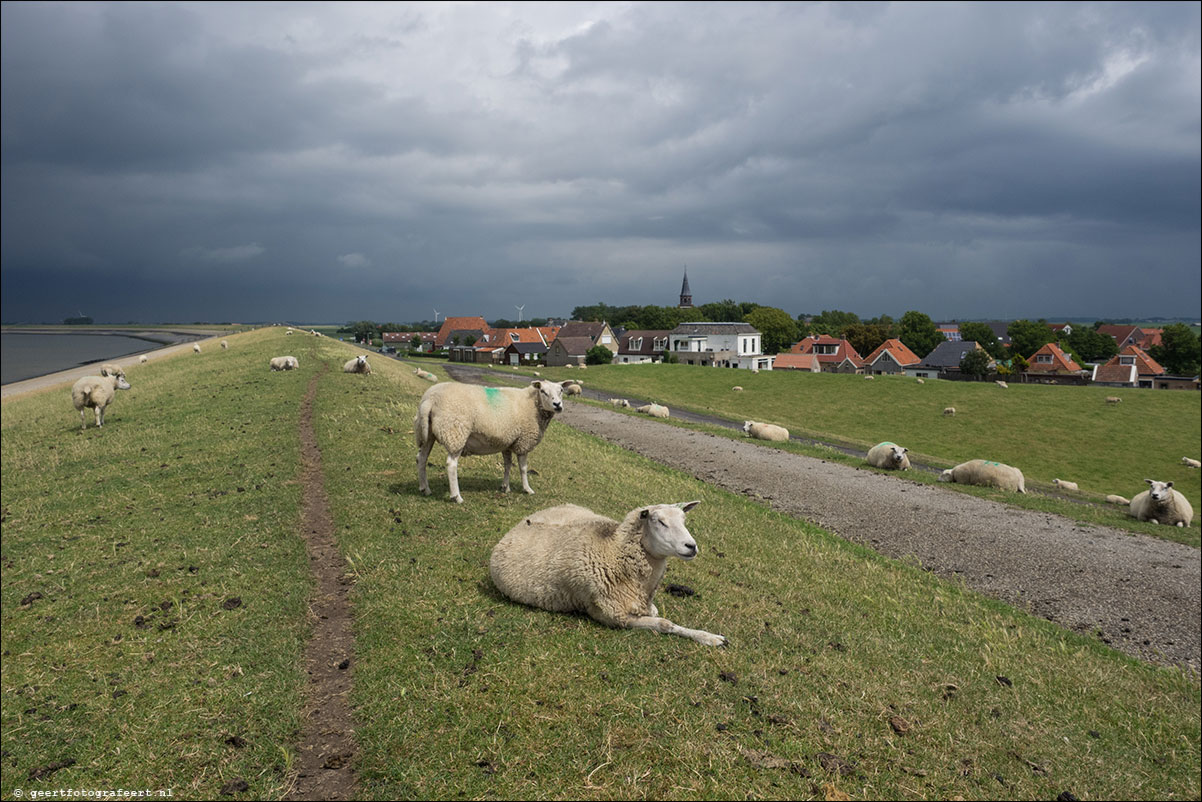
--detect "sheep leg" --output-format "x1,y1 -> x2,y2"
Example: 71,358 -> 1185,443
626,615 -> 728,647
501,451 -> 513,493
96,407 -> 104,427
446,452 -> 464,504
416,438 -> 434,495
517,453 -> 535,494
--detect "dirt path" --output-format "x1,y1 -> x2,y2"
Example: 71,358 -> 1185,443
286,367 -> 356,800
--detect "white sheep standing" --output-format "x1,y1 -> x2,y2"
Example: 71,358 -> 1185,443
743,420 -> 789,442
1182,457 -> 1201,469
343,354 -> 372,374
139,355 -> 148,364
192,343 -> 202,353
1052,478 -> 1079,492
490,501 -> 726,647
866,442 -> 910,470
943,406 -> 956,416
415,380 -> 568,503
71,373 -> 131,429
1129,480 -> 1194,527
270,356 -> 299,371
939,459 -> 1026,493
1106,494 -> 1131,505
636,403 -> 669,418
221,340 -> 229,349
995,380 -> 1008,388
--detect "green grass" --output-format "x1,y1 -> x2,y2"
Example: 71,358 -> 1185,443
314,353 -> 1200,800
521,364 -> 1202,529
3,332 -> 1199,800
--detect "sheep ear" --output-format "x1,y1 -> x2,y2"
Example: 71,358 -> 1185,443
531,380 -> 542,389
1145,479 -> 1154,485
678,500 -> 701,513
1166,481 -> 1174,488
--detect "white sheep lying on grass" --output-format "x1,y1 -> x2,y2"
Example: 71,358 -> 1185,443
609,398 -> 631,408
943,407 -> 955,417
564,382 -> 583,396
866,442 -> 910,470
1106,494 -> 1131,506
1129,480 -> 1194,527
99,364 -> 125,378
636,403 -> 669,418
490,501 -> 725,646
1053,478 -> 1079,492
71,373 -> 131,429
343,354 -> 372,374
1183,457 -> 1201,469
743,421 -> 789,442
939,459 -> 1026,493
916,378 -> 925,384
1105,396 -> 1122,404
732,386 -> 743,391
415,368 -> 437,382
221,340 -> 229,349
139,355 -> 148,363
415,380 -> 568,503
192,343 -> 202,353
270,356 -> 299,371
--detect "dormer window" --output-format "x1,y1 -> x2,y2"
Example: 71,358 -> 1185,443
1120,356 -> 1135,365
509,332 -> 519,342
1037,354 -> 1053,363
631,337 -> 643,351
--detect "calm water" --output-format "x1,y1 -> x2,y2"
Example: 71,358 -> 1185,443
1,333 -> 158,385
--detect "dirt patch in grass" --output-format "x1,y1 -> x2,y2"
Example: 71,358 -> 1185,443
287,366 -> 356,801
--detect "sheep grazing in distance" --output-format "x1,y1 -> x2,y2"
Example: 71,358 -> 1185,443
636,403 -> 669,418
731,386 -> 743,391
995,380 -> 1008,389
939,459 -> 1026,493
743,420 -> 789,442
943,407 -> 956,416
564,382 -> 583,396
864,374 -> 874,380
916,378 -> 925,384
1129,480 -> 1194,527
192,343 -> 202,353
1053,478 -> 1079,492
343,354 -> 371,374
286,329 -> 294,335
866,442 -> 910,470
270,356 -> 299,371
1183,457 -> 1201,469
1105,396 -> 1122,404
414,367 -> 437,382
221,340 -> 229,349
99,363 -> 125,378
415,380 -> 569,503
609,398 -> 631,408
139,355 -> 148,364
1106,494 -> 1131,506
71,373 -> 131,429
490,501 -> 726,647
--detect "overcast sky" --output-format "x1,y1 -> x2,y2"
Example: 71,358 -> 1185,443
2,2 -> 1199,325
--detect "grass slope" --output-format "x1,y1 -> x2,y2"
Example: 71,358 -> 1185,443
527,364 -> 1202,522
314,353 -> 1200,800
3,334 -> 1199,800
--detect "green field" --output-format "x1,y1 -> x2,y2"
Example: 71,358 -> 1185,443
2,330 -> 1199,800
524,363 -> 1202,522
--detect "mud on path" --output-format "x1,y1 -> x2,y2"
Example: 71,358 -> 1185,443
441,363 -> 1199,671
287,367 -> 356,800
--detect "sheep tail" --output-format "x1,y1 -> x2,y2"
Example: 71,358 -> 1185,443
414,398 -> 432,449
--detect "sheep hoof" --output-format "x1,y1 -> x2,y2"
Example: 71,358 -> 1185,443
523,487 -> 535,495
420,487 -> 431,496
451,495 -> 464,504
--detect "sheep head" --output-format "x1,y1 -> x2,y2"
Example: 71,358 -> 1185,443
639,501 -> 702,560
530,380 -> 566,414
1145,479 -> 1174,502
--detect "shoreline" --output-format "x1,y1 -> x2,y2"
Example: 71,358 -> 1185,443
1,328 -> 229,400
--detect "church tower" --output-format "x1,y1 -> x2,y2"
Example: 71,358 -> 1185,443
678,267 -> 694,309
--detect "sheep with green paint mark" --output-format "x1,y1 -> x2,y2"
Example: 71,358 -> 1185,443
939,459 -> 1026,493
415,380 -> 569,503
867,442 -> 910,470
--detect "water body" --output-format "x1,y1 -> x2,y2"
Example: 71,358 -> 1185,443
1,332 -> 160,385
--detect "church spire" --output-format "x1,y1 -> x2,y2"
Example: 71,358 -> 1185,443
679,267 -> 694,309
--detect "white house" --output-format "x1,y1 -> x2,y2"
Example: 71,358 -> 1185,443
668,322 -> 774,370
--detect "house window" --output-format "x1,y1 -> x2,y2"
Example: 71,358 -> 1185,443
631,337 -> 643,351
600,335 -> 611,345
1120,357 -> 1135,365
654,338 -> 667,350
509,332 -> 519,342
1037,354 -> 1052,363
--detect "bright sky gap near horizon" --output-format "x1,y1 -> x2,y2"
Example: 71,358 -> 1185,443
2,2 -> 1199,325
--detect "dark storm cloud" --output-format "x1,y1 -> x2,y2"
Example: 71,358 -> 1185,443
2,1 -> 1198,325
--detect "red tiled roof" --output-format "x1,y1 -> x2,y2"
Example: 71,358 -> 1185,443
863,338 -> 921,367
435,316 -> 491,347
772,353 -> 821,371
791,335 -> 864,367
1025,342 -> 1082,373
1092,363 -> 1136,384
1095,345 -> 1165,379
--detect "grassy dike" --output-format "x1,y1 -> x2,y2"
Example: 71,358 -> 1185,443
1,328 -> 315,798
3,333 -> 1199,800
312,353 -> 1199,800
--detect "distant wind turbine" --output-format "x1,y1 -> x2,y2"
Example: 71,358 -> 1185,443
433,308 -> 441,323
515,304 -> 525,322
